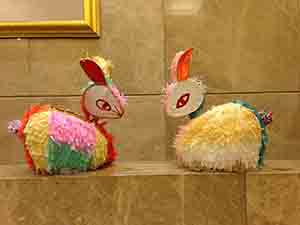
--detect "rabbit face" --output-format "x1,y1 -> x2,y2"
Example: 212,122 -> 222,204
80,57 -> 126,122
82,84 -> 125,120
164,48 -> 206,117
165,78 -> 206,117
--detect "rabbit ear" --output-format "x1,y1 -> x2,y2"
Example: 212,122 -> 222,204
170,48 -> 193,82
80,58 -> 107,86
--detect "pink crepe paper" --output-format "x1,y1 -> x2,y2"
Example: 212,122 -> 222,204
49,111 -> 96,154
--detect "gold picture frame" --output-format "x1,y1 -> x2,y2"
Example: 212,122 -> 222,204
0,0 -> 100,38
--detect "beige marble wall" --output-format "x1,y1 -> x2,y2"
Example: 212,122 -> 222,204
165,0 -> 300,92
247,171 -> 300,225
1,0 -> 165,96
165,0 -> 300,160
0,0 -> 166,164
1,0 -> 300,164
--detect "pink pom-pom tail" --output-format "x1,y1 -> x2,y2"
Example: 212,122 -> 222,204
8,120 -> 21,134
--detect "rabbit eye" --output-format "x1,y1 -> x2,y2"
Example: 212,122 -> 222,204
176,93 -> 190,109
96,99 -> 112,111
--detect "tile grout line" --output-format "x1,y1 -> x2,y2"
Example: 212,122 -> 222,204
162,0 -> 168,86
1,91 -> 300,99
161,0 -> 170,162
182,173 -> 185,225
242,172 -> 248,225
0,93 -> 163,99
207,90 -> 300,95
27,38 -> 32,78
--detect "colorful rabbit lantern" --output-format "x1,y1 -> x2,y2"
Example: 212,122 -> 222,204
8,56 -> 127,175
163,48 -> 273,171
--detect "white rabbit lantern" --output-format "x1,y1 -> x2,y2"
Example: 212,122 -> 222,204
164,49 -> 273,171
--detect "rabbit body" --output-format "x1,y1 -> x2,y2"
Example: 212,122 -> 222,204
9,56 -> 126,175
175,102 -> 265,171
17,105 -> 114,175
164,49 -> 272,171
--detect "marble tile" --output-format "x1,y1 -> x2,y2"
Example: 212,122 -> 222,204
184,173 -> 245,225
3,162 -> 300,225
0,180 -> 20,225
165,0 -> 300,92
247,172 -> 300,225
264,160 -> 300,171
0,161 -> 182,178
0,39 -> 30,96
8,0 -> 164,96
108,96 -> 167,161
94,0 -> 165,95
0,162 -> 184,225
28,39 -> 96,96
166,93 -> 300,160
0,176 -> 117,225
0,95 -> 166,164
115,175 -> 183,225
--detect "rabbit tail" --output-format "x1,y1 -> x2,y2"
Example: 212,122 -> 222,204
8,120 -> 21,134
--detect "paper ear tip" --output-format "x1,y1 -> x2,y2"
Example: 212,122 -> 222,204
79,58 -> 107,86
80,58 -> 91,65
79,59 -> 86,67
185,48 -> 193,53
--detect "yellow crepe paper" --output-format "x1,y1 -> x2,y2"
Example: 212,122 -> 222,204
89,129 -> 108,169
24,111 -> 50,171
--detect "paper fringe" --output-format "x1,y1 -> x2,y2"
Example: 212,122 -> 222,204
89,129 -> 108,169
18,105 -> 50,170
47,138 -> 91,174
49,111 -> 96,154
13,103 -> 117,174
233,100 -> 269,167
175,102 -> 266,171
96,124 -> 116,164
24,111 -> 50,173
8,120 -> 21,134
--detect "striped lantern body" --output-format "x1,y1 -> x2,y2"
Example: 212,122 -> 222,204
9,56 -> 126,175
18,105 -> 115,175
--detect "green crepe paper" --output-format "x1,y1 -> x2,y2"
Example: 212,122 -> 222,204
105,75 -> 114,86
47,138 -> 91,174
233,100 -> 269,168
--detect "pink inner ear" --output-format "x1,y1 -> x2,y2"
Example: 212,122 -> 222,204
80,59 -> 107,85
170,48 -> 193,82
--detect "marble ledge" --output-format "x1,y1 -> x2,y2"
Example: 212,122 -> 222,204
1,160 -> 300,180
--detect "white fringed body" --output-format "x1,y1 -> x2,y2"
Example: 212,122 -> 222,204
175,103 -> 262,171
